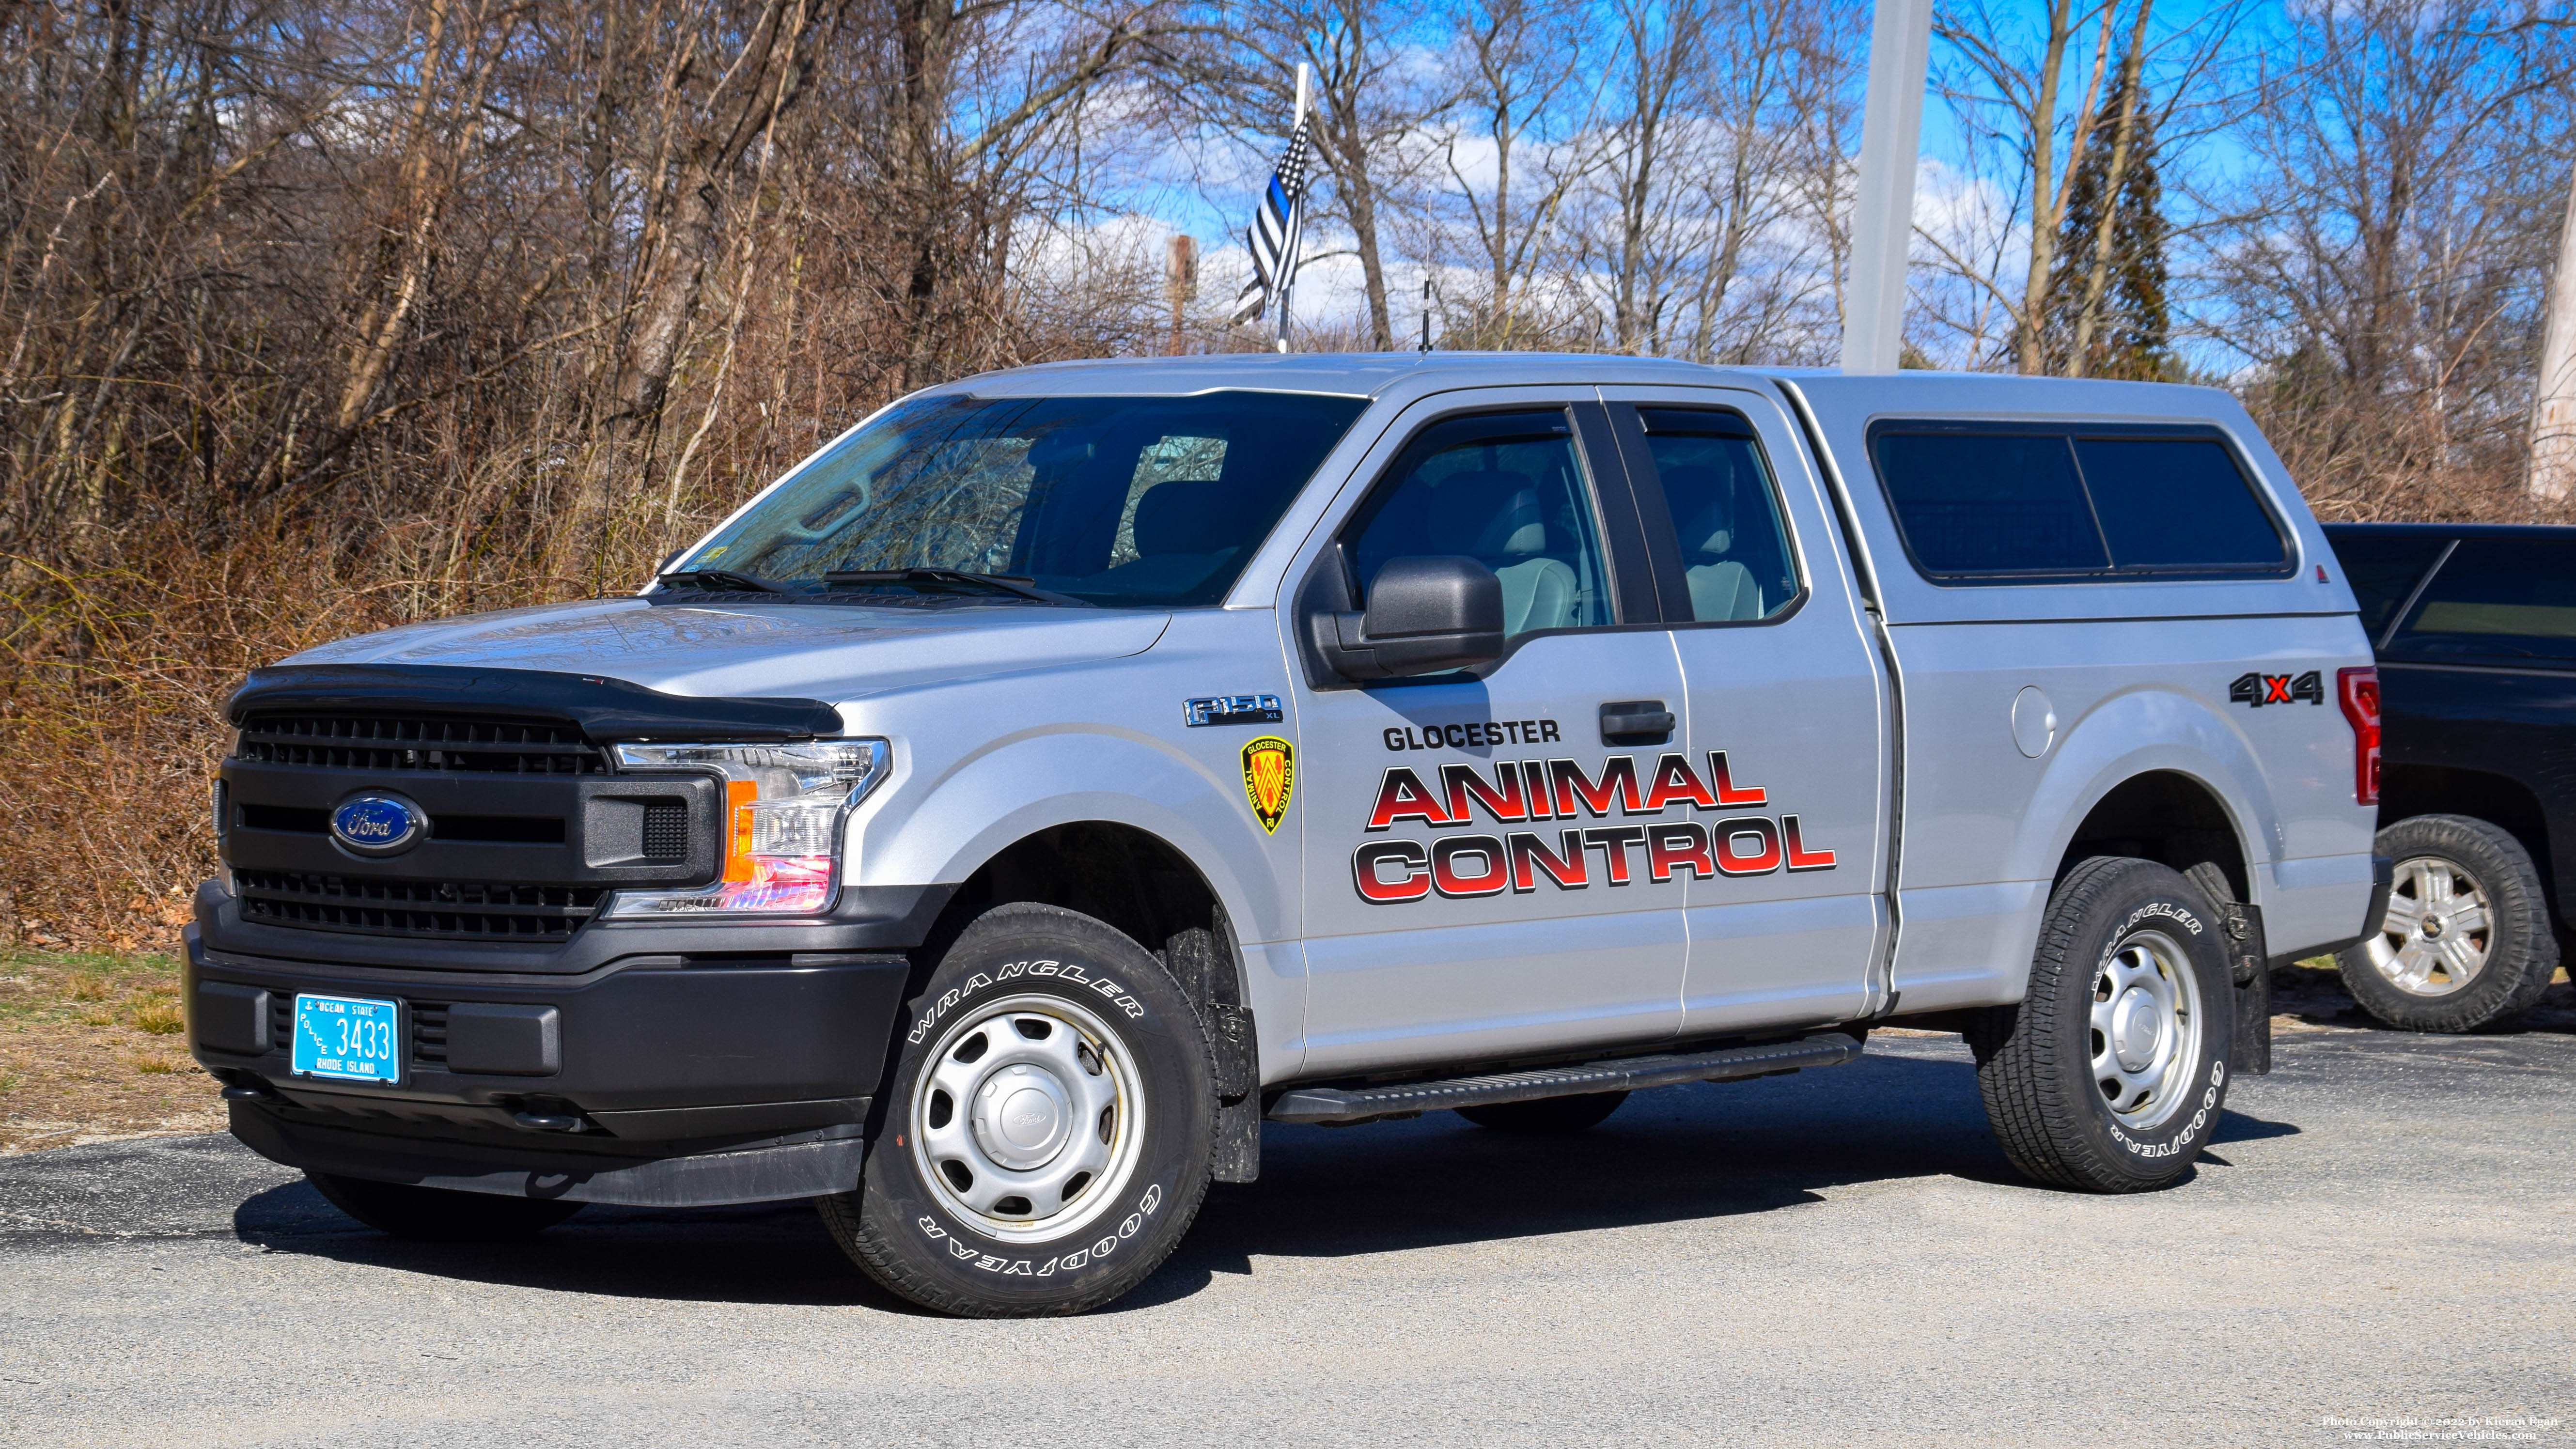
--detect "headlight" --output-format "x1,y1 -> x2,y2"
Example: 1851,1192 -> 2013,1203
598,739 -> 890,917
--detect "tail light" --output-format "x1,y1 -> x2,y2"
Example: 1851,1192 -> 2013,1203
2337,667 -> 2380,805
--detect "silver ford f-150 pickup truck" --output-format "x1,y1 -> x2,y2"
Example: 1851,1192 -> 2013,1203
187,354 -> 2389,1316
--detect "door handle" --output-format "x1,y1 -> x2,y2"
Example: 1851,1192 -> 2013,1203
1599,700 -> 1676,745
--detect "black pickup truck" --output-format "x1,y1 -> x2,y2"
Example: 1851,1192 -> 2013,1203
2321,523 -> 2575,1031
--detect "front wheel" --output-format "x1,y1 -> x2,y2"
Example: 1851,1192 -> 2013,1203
820,903 -> 1215,1317
1971,857 -> 2233,1193
2337,814 -> 2559,1033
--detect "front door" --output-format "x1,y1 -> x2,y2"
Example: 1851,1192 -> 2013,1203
1598,386 -> 1891,1033
1289,396 -> 1690,1075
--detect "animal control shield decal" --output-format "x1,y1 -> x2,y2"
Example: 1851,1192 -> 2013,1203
1241,736 -> 1295,834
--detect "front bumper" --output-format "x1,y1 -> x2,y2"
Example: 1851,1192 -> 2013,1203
185,921 -> 918,1206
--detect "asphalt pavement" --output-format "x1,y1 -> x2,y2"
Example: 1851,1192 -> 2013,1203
2,1018 -> 2570,1448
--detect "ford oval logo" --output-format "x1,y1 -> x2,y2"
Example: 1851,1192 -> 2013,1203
330,794 -> 424,857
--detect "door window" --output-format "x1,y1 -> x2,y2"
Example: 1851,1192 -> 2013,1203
1343,410 -> 1615,640
1630,408 -> 1801,622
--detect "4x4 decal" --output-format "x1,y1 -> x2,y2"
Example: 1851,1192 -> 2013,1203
2230,670 -> 2324,707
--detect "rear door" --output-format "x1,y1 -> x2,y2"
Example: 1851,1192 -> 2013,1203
1287,391 -> 1690,1075
1597,385 -> 1892,1031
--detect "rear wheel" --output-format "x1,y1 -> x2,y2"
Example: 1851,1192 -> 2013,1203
2338,814 -> 2558,1033
1458,1091 -> 1628,1134
307,1172 -> 584,1240
1971,857 -> 2233,1193
820,903 -> 1215,1317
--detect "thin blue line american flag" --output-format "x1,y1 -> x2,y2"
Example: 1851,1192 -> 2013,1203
1232,116 -> 1315,327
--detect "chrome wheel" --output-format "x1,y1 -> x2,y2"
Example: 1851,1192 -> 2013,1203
909,993 -> 1142,1245
2088,928 -> 2204,1129
2362,855 -> 2493,997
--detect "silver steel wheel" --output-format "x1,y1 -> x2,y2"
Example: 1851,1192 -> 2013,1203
2088,928 -> 2204,1129
909,993 -> 1143,1245
2362,855 -> 2494,997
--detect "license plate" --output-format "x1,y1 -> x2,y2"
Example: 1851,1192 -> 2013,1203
291,993 -> 404,1085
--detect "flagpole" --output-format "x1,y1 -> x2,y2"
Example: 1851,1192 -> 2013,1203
1842,0 -> 1932,373
1276,63 -> 1311,354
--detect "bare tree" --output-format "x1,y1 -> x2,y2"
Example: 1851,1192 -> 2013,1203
0,0 -> 1223,944
1934,0 -> 2134,372
1676,0 -> 1862,362
1593,0 -> 1703,350
1436,0 -> 1598,344
1520,0 -> 1855,359
1193,0 -> 1444,347
2199,0 -> 2574,518
604,0 -> 819,444
334,0 -> 510,440
1920,0 -> 2240,373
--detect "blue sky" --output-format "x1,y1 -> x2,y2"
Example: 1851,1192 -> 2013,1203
1092,0 -> 2284,360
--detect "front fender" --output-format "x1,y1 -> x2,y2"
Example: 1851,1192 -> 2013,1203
853,724 -> 1291,946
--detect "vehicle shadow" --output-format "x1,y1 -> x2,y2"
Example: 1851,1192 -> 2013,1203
232,1047 -> 2302,1313
232,1180 -> 905,1310
1117,1048 -> 2299,1311
2271,966 -> 2576,1037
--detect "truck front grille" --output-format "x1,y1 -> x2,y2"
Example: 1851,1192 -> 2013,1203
642,800 -> 689,861
235,713 -> 607,776
410,1004 -> 450,1066
235,870 -> 605,941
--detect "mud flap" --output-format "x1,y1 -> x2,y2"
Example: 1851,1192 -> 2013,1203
1207,1002 -> 1261,1183
2222,899 -> 2271,1076
2186,861 -> 2270,1077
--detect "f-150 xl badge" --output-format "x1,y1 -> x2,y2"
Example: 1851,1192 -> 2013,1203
2231,670 -> 2323,707
1185,694 -> 1284,727
1352,750 -> 1833,903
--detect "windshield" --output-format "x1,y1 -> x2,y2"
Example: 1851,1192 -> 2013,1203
669,390 -> 1372,607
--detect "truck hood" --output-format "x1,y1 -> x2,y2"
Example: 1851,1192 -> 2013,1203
285,598 -> 1173,700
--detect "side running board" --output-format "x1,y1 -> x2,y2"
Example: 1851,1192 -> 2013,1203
1266,1031 -> 1864,1125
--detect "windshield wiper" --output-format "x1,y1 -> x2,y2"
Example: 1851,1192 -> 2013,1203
658,568 -> 791,595
821,568 -> 1092,607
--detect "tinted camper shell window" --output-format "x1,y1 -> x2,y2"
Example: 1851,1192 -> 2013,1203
1867,421 -> 2293,585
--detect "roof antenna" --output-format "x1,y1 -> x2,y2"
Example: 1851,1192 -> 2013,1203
1419,278 -> 1433,353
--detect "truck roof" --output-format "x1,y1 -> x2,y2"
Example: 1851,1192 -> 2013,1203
2323,521 -> 2576,540
933,351 -> 2243,413
935,351 -> 1756,398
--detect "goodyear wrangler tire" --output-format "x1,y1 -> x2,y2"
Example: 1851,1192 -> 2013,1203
820,903 -> 1215,1317
1972,857 -> 2234,1193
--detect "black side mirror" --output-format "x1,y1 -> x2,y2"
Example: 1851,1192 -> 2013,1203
1315,556 -> 1506,681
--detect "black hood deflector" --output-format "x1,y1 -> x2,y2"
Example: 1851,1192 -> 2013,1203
225,664 -> 844,743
